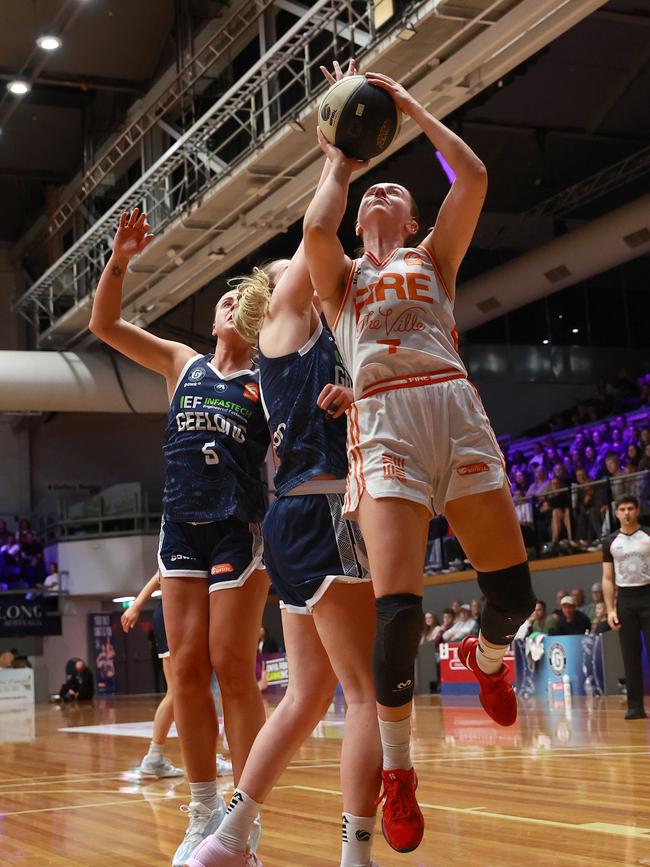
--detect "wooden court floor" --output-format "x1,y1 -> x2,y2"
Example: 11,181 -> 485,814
1,693 -> 649,866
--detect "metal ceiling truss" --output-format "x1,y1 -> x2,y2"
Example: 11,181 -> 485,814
490,142 -> 650,249
44,0 -> 278,237
12,0 -> 607,346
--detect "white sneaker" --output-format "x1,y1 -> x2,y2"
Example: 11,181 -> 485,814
216,754 -> 233,777
249,816 -> 262,853
172,797 -> 227,867
135,754 -> 184,779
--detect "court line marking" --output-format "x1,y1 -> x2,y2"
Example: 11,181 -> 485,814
0,773 -> 151,790
0,794 -> 185,818
275,786 -> 650,839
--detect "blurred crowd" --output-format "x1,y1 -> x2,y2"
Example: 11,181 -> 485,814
506,412 -> 650,555
0,517 -> 59,591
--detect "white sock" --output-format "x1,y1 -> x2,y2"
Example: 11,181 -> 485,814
146,740 -> 164,762
189,779 -> 219,813
341,812 -> 376,866
216,789 -> 262,854
475,631 -> 507,675
378,716 -> 412,771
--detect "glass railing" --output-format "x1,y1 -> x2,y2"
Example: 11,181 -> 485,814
34,484 -> 161,541
425,470 -> 650,573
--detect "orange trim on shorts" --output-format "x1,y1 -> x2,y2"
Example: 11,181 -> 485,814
346,402 -> 365,508
333,261 -> 357,331
416,244 -> 454,303
360,368 -> 466,400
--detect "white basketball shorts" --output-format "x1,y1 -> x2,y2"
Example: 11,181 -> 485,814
344,376 -> 506,518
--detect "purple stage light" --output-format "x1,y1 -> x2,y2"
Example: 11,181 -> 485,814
435,151 -> 456,185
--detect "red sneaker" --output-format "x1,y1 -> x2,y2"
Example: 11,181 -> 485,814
458,636 -> 517,726
376,767 -> 424,853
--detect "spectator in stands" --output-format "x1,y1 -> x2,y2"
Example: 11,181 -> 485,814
626,444 -> 641,467
54,660 -> 95,702
571,587 -> 586,612
512,485 -> 534,546
516,599 -> 553,638
20,532 -> 45,586
584,445 -> 598,479
584,583 -> 603,622
539,477 -> 574,552
0,534 -> 21,587
0,519 -> 8,545
257,626 -> 279,654
572,467 -> 607,548
17,518 -> 31,539
0,649 -> 17,668
470,599 -> 481,623
442,604 -> 478,643
420,612 -> 438,644
639,444 -> 650,472
431,609 -> 455,647
38,562 -> 61,591
640,428 -> 650,449
451,600 -> 462,617
548,596 -> 591,635
528,443 -> 545,472
545,446 -> 559,470
591,602 -> 610,635
527,465 -> 550,498
551,589 -> 569,623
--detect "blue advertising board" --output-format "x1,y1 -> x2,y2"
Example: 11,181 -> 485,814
516,634 -> 605,698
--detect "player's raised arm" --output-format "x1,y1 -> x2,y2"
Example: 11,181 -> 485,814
366,73 -> 487,299
89,209 -> 195,390
303,130 -> 361,321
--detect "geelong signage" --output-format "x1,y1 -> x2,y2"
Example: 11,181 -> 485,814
0,595 -> 62,637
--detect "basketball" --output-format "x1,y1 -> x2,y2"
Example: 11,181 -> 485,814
318,74 -> 401,161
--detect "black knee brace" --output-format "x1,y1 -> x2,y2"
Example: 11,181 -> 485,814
373,594 -> 423,707
477,561 -> 536,645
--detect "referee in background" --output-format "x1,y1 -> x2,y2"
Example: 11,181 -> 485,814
602,494 -> 650,719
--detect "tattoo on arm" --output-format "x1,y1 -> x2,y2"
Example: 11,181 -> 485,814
111,264 -> 122,278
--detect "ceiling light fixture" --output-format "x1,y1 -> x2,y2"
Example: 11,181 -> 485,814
7,80 -> 31,96
542,339 -> 549,345
397,21 -> 417,41
112,595 -> 136,603
37,35 -> 62,51
572,328 -> 579,334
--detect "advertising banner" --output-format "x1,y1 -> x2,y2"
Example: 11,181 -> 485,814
258,653 -> 289,692
0,595 -> 61,637
515,634 -> 605,699
439,642 -> 516,696
90,614 -> 118,695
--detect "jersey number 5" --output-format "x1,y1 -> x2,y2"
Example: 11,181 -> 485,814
202,440 -> 220,465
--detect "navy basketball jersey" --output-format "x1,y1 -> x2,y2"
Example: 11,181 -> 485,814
163,355 -> 269,522
258,319 -> 350,497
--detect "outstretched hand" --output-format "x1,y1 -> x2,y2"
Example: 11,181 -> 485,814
113,209 -> 154,261
316,127 -> 369,172
319,58 -> 358,85
364,71 -> 418,117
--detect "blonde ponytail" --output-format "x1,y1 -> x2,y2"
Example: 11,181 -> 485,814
230,266 -> 273,347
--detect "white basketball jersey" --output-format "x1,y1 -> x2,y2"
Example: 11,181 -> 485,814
332,245 -> 466,400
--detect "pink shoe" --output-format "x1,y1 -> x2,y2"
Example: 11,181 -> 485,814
185,835 -> 262,867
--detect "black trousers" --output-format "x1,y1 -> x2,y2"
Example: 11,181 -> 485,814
617,584 -> 650,710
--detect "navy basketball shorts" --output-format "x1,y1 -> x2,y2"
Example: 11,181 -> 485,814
263,491 -> 370,614
158,515 -> 263,591
152,599 -> 169,659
